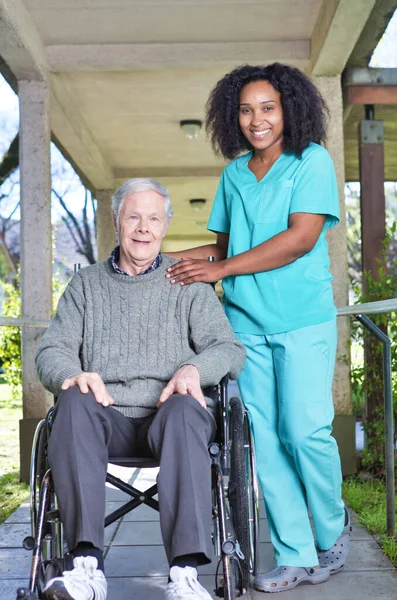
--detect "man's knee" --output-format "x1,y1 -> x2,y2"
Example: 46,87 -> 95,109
49,388 -> 101,453
55,387 -> 98,418
149,394 -> 215,454
157,394 -> 212,429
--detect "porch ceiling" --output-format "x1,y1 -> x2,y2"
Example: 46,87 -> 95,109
1,0 -> 396,244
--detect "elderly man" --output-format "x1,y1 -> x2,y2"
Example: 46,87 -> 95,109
35,178 -> 246,600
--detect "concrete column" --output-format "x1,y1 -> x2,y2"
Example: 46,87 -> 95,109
19,79 -> 53,480
96,189 -> 116,261
313,75 -> 355,474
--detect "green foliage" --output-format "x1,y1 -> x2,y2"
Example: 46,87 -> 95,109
0,270 -> 66,400
0,276 -> 21,401
350,225 -> 397,473
342,477 -> 397,567
0,253 -> 9,281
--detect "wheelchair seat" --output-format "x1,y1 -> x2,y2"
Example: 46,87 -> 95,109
108,457 -> 159,468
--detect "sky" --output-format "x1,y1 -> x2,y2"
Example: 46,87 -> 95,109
0,8 -> 396,223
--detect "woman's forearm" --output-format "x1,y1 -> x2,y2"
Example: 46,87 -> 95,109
221,229 -> 305,277
221,214 -> 326,277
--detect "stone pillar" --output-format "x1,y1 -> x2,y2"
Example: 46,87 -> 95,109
96,189 -> 115,262
19,79 -> 53,481
313,75 -> 355,474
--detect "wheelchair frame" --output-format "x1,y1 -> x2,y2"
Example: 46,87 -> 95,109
17,378 -> 259,600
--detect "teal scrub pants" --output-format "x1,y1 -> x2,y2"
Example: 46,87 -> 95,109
236,319 -> 345,567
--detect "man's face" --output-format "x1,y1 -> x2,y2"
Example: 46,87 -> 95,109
117,190 -> 168,268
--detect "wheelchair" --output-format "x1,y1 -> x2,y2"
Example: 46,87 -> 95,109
16,378 -> 259,600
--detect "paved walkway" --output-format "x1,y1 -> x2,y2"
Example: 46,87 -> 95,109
1,463 -> 397,600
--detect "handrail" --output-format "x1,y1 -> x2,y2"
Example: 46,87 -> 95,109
0,317 -> 51,328
338,297 -> 397,316
338,297 -> 396,538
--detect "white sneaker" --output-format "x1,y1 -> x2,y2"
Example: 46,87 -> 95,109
165,566 -> 213,599
42,556 -> 107,600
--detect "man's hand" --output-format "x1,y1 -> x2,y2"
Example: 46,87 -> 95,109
158,365 -> 206,408
166,258 -> 225,285
61,372 -> 114,407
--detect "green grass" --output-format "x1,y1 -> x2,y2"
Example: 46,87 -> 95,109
0,382 -> 29,525
0,471 -> 29,524
343,477 -> 397,566
0,383 -> 22,475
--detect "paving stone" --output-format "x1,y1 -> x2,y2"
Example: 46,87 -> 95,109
0,579 -> 30,600
105,545 -> 169,577
106,501 -> 159,522
341,540 -> 395,571
257,543 -> 277,572
259,519 -> 270,543
104,521 -> 119,549
107,576 -> 168,599
105,544 -> 227,578
105,486 -> 131,502
349,517 -> 373,541
0,548 -> 32,579
250,569 -> 397,600
106,575 -> 233,600
110,520 -> 163,546
0,523 -> 30,548
4,504 -> 30,524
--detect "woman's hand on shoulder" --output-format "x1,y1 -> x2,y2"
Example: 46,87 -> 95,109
166,258 -> 226,285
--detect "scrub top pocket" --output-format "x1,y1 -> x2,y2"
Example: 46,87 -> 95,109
257,180 -> 293,223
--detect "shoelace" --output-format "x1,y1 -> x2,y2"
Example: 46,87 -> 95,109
168,572 -> 207,599
62,558 -> 98,581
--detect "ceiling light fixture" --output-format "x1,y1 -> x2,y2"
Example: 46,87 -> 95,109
180,119 -> 202,140
189,198 -> 207,211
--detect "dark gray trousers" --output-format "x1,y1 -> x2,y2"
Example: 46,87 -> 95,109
48,388 -> 217,565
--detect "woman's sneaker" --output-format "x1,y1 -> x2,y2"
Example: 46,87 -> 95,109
42,556 -> 107,600
165,566 -> 213,599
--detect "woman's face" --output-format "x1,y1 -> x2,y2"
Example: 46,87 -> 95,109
238,80 -> 284,153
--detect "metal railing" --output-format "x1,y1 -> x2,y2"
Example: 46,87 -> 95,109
338,298 -> 396,537
0,317 -> 51,328
1,298 -> 396,535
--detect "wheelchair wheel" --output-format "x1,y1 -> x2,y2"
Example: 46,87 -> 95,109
23,410 -> 65,598
228,396 -> 259,591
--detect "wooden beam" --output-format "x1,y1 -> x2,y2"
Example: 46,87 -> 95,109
344,67 -> 397,86
46,40 -> 310,72
0,0 -> 48,80
345,85 -> 397,105
359,122 -> 386,278
309,0 -> 376,76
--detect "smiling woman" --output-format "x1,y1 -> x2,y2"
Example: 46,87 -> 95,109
165,62 -> 349,593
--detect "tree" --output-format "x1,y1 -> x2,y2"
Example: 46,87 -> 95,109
0,133 -> 18,187
0,133 -> 97,267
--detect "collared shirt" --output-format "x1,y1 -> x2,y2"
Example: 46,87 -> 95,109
110,246 -> 163,276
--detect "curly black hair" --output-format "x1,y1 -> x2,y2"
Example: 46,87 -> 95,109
205,63 -> 329,160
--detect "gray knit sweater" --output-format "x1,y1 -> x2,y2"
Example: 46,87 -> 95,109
36,256 -> 246,418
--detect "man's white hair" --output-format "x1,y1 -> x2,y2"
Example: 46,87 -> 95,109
112,178 -> 174,225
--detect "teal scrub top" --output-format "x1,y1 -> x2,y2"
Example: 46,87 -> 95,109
207,142 -> 340,335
